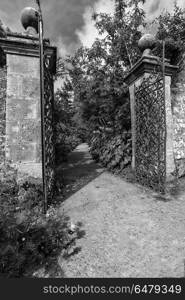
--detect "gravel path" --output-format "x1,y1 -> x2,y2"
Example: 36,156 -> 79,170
59,144 -> 185,278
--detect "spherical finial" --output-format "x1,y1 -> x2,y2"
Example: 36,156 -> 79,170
138,34 -> 156,55
21,7 -> 39,33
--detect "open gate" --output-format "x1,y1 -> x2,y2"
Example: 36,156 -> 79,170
44,54 -> 56,200
134,72 -> 166,193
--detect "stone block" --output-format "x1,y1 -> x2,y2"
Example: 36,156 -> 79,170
21,77 -> 40,99
17,162 -> 42,180
7,74 -> 21,97
7,55 -> 40,77
6,120 -> 41,143
6,97 -> 40,121
5,51 -> 41,167
0,34 -> 56,198
6,142 -> 38,163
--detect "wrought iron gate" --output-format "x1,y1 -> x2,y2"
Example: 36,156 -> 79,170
44,54 -> 55,200
134,72 -> 166,192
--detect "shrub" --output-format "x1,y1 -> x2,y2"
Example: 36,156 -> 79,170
55,133 -> 80,164
89,130 -> 132,172
0,163 -> 81,278
54,88 -> 81,164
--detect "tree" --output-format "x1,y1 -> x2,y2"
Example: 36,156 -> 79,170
63,0 -> 146,135
55,0 -> 146,169
54,82 -> 80,163
154,3 -> 185,65
56,1 -> 185,170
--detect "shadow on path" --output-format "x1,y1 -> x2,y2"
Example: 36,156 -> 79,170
56,143 -> 104,202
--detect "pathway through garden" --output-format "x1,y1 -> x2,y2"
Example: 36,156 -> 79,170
59,143 -> 185,277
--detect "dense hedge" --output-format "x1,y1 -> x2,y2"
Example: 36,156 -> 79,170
89,131 -> 132,172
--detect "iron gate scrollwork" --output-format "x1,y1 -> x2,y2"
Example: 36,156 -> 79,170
44,54 -> 55,200
135,72 -> 166,193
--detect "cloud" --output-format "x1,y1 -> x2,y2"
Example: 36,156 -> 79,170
1,0 -> 185,56
43,0 -> 99,53
0,0 -> 99,54
75,7 -> 98,48
76,0 -> 115,48
145,0 -> 185,20
76,0 -> 185,49
148,0 -> 160,14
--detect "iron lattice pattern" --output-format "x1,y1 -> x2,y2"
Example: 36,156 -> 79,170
0,66 -> 7,162
135,73 -> 166,192
44,55 -> 55,200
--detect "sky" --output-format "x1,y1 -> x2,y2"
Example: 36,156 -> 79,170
0,0 -> 185,57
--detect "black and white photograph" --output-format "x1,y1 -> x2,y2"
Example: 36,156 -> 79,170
0,0 -> 185,297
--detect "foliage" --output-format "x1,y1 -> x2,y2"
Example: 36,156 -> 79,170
89,130 -> 132,172
54,84 -> 81,163
56,0 -> 145,171
153,3 -> 185,66
0,163 -> 83,278
55,1 -> 185,173
93,0 -> 146,67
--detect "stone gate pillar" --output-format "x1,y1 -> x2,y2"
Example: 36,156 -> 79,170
124,34 -> 178,191
171,53 -> 185,178
0,7 -> 56,198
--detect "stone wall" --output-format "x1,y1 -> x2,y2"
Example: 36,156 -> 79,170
0,66 -> 7,162
165,75 -> 176,180
171,66 -> 185,177
0,31 -> 56,202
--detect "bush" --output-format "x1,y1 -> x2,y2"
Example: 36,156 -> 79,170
54,88 -> 81,164
89,131 -> 132,172
55,134 -> 80,164
0,163 -> 82,278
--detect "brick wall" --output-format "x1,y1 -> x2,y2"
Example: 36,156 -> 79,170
0,66 -> 7,163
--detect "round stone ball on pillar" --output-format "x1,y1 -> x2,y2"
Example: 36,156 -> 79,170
21,7 -> 39,35
138,34 -> 156,56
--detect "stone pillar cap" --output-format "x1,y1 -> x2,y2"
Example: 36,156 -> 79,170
124,55 -> 178,86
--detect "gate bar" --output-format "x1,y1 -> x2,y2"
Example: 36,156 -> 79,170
36,0 -> 48,213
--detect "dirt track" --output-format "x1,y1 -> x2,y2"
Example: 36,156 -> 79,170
59,144 -> 185,277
